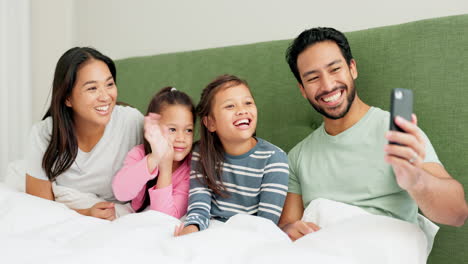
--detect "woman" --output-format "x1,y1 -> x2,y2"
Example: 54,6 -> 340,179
25,47 -> 143,220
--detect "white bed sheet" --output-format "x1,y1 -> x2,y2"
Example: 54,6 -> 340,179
0,182 -> 430,264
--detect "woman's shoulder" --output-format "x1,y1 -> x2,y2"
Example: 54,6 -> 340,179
111,105 -> 144,133
30,117 -> 53,139
27,117 -> 54,153
113,105 -> 144,120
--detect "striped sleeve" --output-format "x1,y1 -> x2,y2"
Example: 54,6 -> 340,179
257,150 -> 289,224
184,151 -> 212,231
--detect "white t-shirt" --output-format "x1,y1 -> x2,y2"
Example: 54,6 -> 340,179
26,105 -> 144,202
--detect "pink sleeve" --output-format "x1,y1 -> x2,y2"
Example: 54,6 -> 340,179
112,145 -> 159,210
147,158 -> 190,219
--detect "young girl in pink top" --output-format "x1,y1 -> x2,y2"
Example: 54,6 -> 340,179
113,87 -> 195,218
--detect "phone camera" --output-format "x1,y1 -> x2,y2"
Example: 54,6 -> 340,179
395,90 -> 403,100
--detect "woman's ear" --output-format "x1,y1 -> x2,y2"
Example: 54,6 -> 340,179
203,116 -> 216,132
65,97 -> 72,107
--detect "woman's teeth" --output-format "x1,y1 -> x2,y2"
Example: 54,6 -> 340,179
96,105 -> 109,111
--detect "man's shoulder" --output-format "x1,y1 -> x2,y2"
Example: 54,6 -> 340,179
370,106 -> 389,119
357,106 -> 390,134
288,126 -> 323,157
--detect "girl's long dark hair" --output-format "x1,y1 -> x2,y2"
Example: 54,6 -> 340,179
136,87 -> 195,213
196,74 -> 250,197
42,47 -> 116,182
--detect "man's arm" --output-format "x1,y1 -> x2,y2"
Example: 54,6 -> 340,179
279,192 -> 320,241
409,163 -> 468,226
385,115 -> 468,227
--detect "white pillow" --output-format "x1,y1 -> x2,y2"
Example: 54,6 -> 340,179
298,198 -> 438,263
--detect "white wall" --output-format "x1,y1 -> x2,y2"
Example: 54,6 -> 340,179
0,0 -> 31,180
31,0 -> 75,123
29,0 -> 468,123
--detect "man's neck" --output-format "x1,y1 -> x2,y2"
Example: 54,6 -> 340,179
323,96 -> 370,136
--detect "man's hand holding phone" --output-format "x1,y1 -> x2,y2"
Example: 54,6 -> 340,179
384,89 -> 427,192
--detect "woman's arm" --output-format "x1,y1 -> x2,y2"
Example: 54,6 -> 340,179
26,174 -> 116,220
74,202 -> 116,221
25,174 -> 53,200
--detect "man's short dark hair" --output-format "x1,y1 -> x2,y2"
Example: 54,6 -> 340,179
285,27 -> 353,84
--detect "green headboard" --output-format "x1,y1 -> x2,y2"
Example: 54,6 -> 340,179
116,14 -> 468,263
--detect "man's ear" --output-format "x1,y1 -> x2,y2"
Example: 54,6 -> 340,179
203,116 -> 216,132
349,59 -> 358,80
65,97 -> 72,107
298,83 -> 307,100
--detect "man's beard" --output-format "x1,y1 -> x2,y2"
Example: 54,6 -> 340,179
307,82 -> 356,120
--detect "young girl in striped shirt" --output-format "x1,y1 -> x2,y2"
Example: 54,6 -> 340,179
174,75 -> 289,236
113,87 -> 195,218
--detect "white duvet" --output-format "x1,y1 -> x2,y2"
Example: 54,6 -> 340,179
0,179 -> 432,264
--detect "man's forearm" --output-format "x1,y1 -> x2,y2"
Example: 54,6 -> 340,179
409,170 -> 468,226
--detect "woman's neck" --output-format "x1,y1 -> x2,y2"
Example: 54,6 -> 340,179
74,121 -> 106,153
222,137 -> 257,156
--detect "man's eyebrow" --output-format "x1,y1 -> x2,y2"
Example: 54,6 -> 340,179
302,69 -> 318,78
326,59 -> 342,67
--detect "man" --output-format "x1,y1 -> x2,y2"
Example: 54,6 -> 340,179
279,27 -> 468,241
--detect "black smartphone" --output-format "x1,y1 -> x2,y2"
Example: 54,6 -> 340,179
390,88 -> 413,133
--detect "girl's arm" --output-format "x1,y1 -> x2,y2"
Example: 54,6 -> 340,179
181,151 -> 212,232
147,159 -> 190,218
112,145 -> 159,203
257,151 -> 290,224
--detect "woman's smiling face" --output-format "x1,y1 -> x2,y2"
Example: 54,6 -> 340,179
65,59 -> 117,129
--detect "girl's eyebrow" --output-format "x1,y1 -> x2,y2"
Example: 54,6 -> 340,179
165,122 -> 193,127
221,96 -> 253,104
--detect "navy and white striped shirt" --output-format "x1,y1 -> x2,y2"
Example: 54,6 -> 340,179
184,138 -> 289,231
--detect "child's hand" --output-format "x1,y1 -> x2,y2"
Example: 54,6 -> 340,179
88,202 -> 116,221
158,133 -> 174,171
144,113 -> 172,163
173,224 -> 199,237
282,220 -> 320,241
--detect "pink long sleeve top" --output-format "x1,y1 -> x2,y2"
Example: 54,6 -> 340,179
112,144 -> 190,219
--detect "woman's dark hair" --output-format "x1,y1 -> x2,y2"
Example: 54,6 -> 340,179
42,47 -> 116,182
136,86 -> 195,213
285,27 -> 353,84
196,74 -> 250,197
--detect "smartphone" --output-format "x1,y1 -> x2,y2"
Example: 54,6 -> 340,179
389,88 -> 413,133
